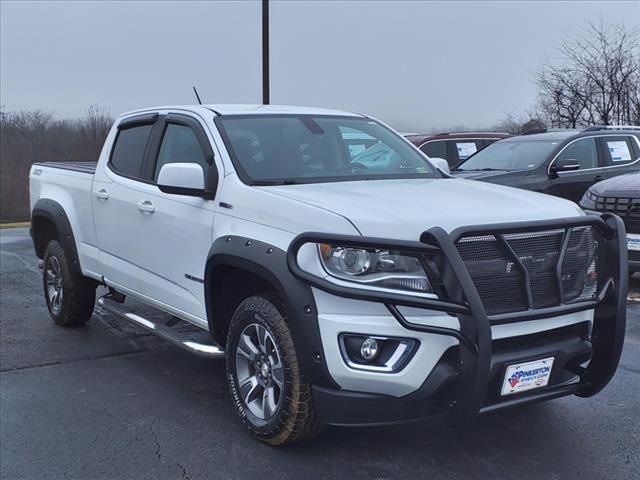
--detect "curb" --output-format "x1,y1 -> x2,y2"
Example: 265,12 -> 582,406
0,222 -> 30,229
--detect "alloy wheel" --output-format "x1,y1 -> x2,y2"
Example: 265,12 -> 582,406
234,323 -> 284,421
46,256 -> 63,314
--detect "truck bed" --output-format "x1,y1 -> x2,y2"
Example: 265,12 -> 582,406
34,161 -> 97,175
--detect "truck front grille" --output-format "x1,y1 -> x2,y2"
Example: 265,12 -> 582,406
455,227 -> 600,316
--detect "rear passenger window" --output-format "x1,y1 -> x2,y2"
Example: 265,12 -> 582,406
155,124 -> 208,181
601,136 -> 636,166
109,124 -> 153,179
454,141 -> 479,161
420,141 -> 446,159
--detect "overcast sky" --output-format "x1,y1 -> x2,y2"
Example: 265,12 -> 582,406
1,0 -> 639,131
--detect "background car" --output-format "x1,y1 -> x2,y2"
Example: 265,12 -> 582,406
405,131 -> 511,168
452,126 -> 640,202
580,172 -> 640,273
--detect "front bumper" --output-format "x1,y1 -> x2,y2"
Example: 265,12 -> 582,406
313,321 -> 592,426
288,214 -> 628,425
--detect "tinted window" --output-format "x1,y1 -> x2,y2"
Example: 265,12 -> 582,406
155,124 -> 207,181
110,124 -> 153,178
557,138 -> 598,169
601,136 -> 637,166
420,141 -> 447,159
218,115 -> 438,184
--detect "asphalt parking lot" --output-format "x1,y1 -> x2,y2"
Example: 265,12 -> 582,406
1,227 -> 639,480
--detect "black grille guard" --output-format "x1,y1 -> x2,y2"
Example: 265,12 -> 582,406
286,213 -> 628,419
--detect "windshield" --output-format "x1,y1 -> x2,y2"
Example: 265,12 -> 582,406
216,115 -> 439,184
455,140 -> 559,172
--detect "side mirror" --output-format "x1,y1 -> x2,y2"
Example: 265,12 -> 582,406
550,158 -> 580,174
157,163 -> 206,196
430,157 -> 450,175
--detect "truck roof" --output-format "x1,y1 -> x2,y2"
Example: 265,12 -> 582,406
120,104 -> 363,118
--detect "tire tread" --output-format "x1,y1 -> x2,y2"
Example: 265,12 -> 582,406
43,240 -> 95,327
227,294 -> 321,445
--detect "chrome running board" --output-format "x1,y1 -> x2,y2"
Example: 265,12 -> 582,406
97,296 -> 225,359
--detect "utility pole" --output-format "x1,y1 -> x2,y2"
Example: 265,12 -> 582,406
262,0 -> 270,105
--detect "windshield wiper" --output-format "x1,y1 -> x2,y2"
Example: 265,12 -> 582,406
453,168 -> 509,172
252,179 -> 303,186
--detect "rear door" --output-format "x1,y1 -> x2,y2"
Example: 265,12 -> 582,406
92,113 -> 158,290
545,137 -> 602,202
598,134 -> 640,180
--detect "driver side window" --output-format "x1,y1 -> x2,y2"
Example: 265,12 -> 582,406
556,138 -> 598,170
154,124 -> 208,181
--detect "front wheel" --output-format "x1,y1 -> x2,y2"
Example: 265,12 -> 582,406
42,240 -> 96,327
226,294 -> 320,445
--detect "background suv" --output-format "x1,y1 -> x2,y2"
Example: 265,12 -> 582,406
452,126 -> 640,202
580,172 -> 640,273
405,132 -> 510,168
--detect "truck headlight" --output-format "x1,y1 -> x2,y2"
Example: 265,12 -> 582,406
318,244 -> 432,293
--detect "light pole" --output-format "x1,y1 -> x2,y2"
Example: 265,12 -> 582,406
262,0 -> 270,105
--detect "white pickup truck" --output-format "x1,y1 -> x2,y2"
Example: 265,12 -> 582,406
29,104 -> 628,444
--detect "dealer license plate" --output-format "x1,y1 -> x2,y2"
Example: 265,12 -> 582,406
501,357 -> 555,396
628,233 -> 640,252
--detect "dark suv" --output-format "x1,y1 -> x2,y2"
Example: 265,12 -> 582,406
580,172 -> 640,272
405,132 -> 510,168
452,126 -> 640,202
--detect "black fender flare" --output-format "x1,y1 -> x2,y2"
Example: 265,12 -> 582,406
31,198 -> 82,275
204,235 -> 338,389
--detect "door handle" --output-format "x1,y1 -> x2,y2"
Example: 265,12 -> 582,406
137,200 -> 155,214
95,189 -> 109,200
593,175 -> 605,182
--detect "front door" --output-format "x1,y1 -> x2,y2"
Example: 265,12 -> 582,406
130,114 -> 218,324
545,137 -> 603,202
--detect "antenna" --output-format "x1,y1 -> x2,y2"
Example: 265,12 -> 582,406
192,86 -> 203,105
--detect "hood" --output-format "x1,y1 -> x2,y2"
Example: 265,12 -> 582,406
261,178 -> 583,240
589,172 -> 640,198
451,169 -> 530,183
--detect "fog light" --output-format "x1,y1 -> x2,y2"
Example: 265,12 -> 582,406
360,337 -> 379,361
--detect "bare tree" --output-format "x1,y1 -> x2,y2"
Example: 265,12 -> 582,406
536,22 -> 640,128
80,105 -> 112,158
0,106 -> 114,222
493,108 -> 547,135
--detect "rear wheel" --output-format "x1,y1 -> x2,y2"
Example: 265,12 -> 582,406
42,240 -> 96,327
226,294 -> 320,445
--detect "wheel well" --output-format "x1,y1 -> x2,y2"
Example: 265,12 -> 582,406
32,215 -> 59,258
208,265 -> 279,346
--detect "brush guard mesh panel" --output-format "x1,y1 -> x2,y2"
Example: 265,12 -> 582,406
456,227 -> 601,317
